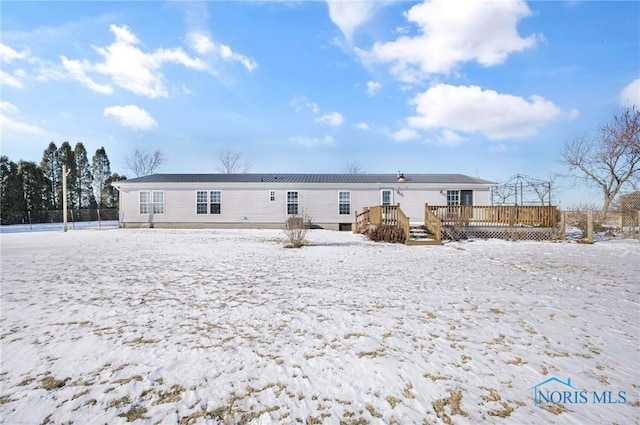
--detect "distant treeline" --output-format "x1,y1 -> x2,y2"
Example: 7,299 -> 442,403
0,142 -> 126,225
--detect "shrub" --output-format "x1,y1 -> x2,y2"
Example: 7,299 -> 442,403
283,209 -> 312,248
366,225 -> 405,243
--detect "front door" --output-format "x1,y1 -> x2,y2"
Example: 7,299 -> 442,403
461,190 -> 473,206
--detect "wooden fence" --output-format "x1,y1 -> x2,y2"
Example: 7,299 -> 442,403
354,205 -> 410,241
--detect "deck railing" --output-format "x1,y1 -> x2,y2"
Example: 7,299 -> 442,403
354,205 -> 410,240
426,205 -> 560,227
423,206 -> 442,242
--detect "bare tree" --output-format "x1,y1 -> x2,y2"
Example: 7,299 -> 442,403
125,148 -> 164,177
560,107 -> 640,220
345,161 -> 364,174
216,148 -> 251,173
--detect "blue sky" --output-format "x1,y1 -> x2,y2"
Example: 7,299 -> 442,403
1,0 -> 638,207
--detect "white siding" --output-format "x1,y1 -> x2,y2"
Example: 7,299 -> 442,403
117,182 -> 493,228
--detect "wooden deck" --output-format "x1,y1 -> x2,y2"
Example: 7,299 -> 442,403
355,204 -> 562,243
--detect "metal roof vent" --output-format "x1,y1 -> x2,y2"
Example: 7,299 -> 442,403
397,171 -> 405,183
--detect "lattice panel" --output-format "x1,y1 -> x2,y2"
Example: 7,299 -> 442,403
442,225 -> 563,241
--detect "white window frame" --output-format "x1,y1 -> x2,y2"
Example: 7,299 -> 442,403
196,191 -> 208,214
338,191 -> 351,215
447,190 -> 460,206
140,190 -> 164,215
269,190 -> 276,202
195,190 -> 221,214
380,189 -> 392,206
210,190 -> 221,214
286,191 -> 299,215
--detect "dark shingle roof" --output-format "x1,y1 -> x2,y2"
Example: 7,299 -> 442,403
120,173 -> 495,185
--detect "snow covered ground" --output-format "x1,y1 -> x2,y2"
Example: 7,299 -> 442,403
1,228 -> 638,424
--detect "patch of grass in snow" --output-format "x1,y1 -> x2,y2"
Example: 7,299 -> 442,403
118,405 -> 148,422
356,348 -> 385,358
39,375 -> 68,390
504,356 -> 527,366
386,395 -> 402,408
424,373 -> 452,382
17,376 -> 35,386
127,335 -> 160,344
432,390 -> 468,425
487,401 -> 515,418
365,403 -> 382,418
107,395 -> 131,409
538,403 -> 570,415
403,383 -> 415,399
154,384 -> 186,404
113,375 -> 143,385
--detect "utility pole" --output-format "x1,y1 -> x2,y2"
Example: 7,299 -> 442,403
62,165 -> 70,232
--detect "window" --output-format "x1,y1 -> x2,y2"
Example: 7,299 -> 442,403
196,190 -> 221,214
447,190 -> 460,206
210,191 -> 221,214
269,190 -> 276,202
140,190 -> 164,214
196,191 -> 208,214
339,191 -> 351,215
381,189 -> 392,206
287,191 -> 299,215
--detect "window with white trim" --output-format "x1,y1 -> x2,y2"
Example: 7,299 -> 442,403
269,190 -> 276,202
196,191 -> 208,214
196,190 -> 221,214
210,191 -> 221,214
339,191 -> 351,215
140,190 -> 164,214
446,190 -> 460,206
287,191 -> 299,215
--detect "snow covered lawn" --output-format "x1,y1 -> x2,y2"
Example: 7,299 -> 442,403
1,228 -> 638,424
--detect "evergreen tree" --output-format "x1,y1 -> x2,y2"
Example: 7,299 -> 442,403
74,142 -> 95,208
57,142 -> 77,209
40,142 -> 59,210
17,160 -> 46,213
0,156 -> 23,224
92,147 -> 111,209
105,173 -> 127,208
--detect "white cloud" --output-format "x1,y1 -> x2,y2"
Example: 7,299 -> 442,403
366,80 -> 382,96
289,135 -> 335,148
406,84 -> 562,140
186,31 -> 257,71
0,101 -> 19,114
362,0 -> 540,82
289,96 -> 320,113
437,129 -> 463,146
326,0 -> 380,42
620,78 -> 639,107
62,24 -> 209,98
61,56 -> 113,94
104,104 -> 157,130
0,102 -> 48,136
1,70 -> 24,88
0,43 -> 29,63
315,111 -> 344,127
391,128 -> 421,142
355,122 -> 370,130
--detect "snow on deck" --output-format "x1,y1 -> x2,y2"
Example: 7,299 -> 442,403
1,228 -> 638,424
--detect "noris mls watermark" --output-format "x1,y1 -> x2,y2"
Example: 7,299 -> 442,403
528,377 -> 627,406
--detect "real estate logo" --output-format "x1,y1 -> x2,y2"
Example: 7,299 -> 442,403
528,377 -> 627,407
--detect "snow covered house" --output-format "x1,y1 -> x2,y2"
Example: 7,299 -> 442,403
114,173 -> 496,230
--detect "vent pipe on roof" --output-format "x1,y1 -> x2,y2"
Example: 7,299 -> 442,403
397,171 -> 405,182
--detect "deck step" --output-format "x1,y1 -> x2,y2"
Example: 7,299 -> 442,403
406,225 -> 441,245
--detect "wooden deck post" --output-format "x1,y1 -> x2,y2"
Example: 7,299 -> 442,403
560,211 -> 566,240
587,210 -> 593,243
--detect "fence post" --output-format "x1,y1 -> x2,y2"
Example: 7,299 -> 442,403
587,210 -> 593,243
560,211 -> 566,240
638,211 -> 640,243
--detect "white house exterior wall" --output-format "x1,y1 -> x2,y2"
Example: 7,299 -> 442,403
117,182 -> 492,229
